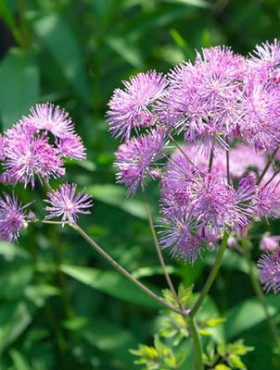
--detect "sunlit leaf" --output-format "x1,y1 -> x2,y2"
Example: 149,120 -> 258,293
0,48 -> 39,129
33,14 -> 90,104
225,296 -> 280,339
10,349 -> 32,370
88,184 -> 148,219
61,264 -> 161,308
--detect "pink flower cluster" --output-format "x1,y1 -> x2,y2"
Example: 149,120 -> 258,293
0,104 -> 92,242
107,40 -> 280,291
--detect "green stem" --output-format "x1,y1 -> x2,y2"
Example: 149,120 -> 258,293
167,133 -> 195,166
257,146 -> 279,185
225,137 -> 231,185
190,233 -> 229,317
244,246 -> 280,350
142,189 -> 182,309
188,316 -> 204,370
70,223 -> 187,316
208,149 -> 214,173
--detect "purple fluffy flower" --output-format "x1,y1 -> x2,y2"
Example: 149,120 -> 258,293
107,71 -> 167,140
159,210 -> 203,264
248,39 -> 280,84
260,233 -> 280,252
258,250 -> 280,293
158,46 -> 245,150
0,193 -> 28,243
236,78 -> 280,151
160,153 -> 198,212
115,127 -> 165,195
56,134 -> 86,160
25,103 -> 75,138
44,183 -> 93,225
3,126 -> 65,188
257,181 -> 280,219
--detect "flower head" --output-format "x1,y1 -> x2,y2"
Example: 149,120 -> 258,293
2,126 -> 65,188
158,46 -> 245,150
56,134 -> 86,160
115,127 -> 165,195
44,183 -> 93,225
107,71 -> 167,140
249,39 -> 280,84
258,250 -> 280,293
260,232 -> 280,252
159,210 -> 203,264
25,103 -> 74,138
0,193 -> 27,243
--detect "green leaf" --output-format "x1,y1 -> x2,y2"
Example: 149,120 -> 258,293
0,264 -> 33,299
228,353 -> 246,369
33,14 -> 90,103
10,349 -> 32,370
106,36 -> 144,68
0,48 -> 39,129
162,0 -> 210,8
88,184 -> 148,219
214,365 -> 231,370
225,296 -> 280,340
0,301 -> 33,353
82,319 -> 138,367
0,1 -> 22,45
0,241 -> 30,261
61,264 -> 161,308
24,284 -> 60,307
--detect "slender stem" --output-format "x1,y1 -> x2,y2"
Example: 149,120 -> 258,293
167,133 -> 195,167
257,146 -> 279,185
208,149 -> 214,173
263,168 -> 280,188
142,189 -> 182,309
188,316 -> 204,370
70,223 -> 187,316
244,246 -> 280,350
190,232 -> 229,317
226,138 -> 231,185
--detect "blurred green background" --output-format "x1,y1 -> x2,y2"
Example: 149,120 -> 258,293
0,0 -> 280,369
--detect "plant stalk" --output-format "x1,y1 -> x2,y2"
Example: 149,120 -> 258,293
257,146 -> 279,185
70,223 -> 187,316
190,232 -> 229,317
188,316 -> 204,370
142,189 -> 182,309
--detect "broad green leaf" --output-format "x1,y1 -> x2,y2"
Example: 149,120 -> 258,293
24,284 -> 60,307
88,184 -> 148,219
82,319 -> 138,367
61,264 -> 161,308
132,265 -> 176,279
225,296 -> 280,340
0,1 -> 21,45
206,248 -> 252,274
0,48 -> 39,129
33,14 -> 90,104
163,0 -> 209,8
0,241 -> 30,261
0,264 -> 33,299
0,301 -> 33,353
106,36 -> 144,68
10,349 -> 32,370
